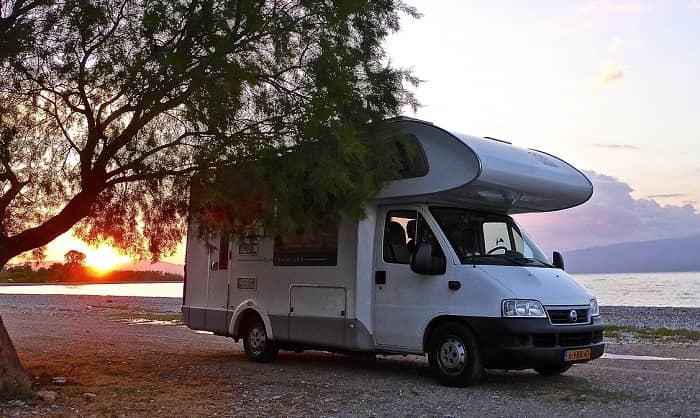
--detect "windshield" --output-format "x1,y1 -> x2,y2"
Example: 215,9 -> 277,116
430,207 -> 552,267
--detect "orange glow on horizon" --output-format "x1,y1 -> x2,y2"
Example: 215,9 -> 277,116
17,231 -> 185,267
83,246 -> 131,273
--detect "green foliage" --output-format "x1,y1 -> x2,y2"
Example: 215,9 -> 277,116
0,0 -> 419,263
64,249 -> 86,265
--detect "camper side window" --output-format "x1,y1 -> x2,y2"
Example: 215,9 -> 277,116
273,225 -> 338,266
393,134 -> 429,179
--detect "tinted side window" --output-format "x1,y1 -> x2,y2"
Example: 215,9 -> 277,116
218,233 -> 230,270
393,134 -> 428,179
273,225 -> 338,266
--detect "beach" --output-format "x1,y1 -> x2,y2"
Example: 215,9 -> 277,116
0,293 -> 698,417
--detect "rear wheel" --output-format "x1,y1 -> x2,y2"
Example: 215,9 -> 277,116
427,322 -> 483,387
242,317 -> 278,363
534,364 -> 572,376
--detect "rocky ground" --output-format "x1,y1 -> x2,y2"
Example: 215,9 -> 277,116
0,294 -> 698,417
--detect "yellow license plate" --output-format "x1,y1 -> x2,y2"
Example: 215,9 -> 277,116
564,348 -> 591,362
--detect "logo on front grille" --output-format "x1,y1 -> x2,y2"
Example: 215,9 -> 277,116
569,309 -> 578,322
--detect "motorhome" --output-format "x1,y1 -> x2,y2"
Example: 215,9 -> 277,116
182,117 -> 604,386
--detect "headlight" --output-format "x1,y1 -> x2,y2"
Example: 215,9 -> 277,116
590,298 -> 600,317
502,299 -> 547,318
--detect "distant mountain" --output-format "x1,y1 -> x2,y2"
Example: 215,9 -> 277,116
116,260 -> 184,276
564,235 -> 700,274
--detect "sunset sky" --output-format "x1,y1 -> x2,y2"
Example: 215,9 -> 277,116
42,0 -> 700,265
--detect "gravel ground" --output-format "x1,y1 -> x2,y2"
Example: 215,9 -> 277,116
601,306 -> 700,331
0,294 -> 698,417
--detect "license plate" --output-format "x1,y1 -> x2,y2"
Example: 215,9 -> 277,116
564,348 -> 591,362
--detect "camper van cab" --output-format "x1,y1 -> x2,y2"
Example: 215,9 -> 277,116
183,118 -> 605,386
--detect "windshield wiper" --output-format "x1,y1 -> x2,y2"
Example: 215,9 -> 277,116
468,254 -> 528,266
508,256 -> 553,268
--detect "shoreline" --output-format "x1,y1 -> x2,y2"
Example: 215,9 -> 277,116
0,293 -> 697,332
0,280 -> 183,286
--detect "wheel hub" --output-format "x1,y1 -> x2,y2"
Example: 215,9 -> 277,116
438,337 -> 466,375
250,327 -> 266,354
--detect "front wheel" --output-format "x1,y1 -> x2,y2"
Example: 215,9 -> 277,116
427,322 -> 483,387
534,364 -> 572,376
243,318 -> 279,363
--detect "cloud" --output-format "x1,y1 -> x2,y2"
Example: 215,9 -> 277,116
592,143 -> 640,150
646,193 -> 686,199
610,37 -> 640,53
580,0 -> 652,15
551,2 -> 650,36
516,171 -> 700,253
600,59 -> 625,83
690,1 -> 700,10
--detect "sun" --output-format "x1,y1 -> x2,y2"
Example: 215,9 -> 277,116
84,246 -> 130,273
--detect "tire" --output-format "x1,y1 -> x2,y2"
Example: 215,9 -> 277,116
242,317 -> 278,363
534,364 -> 572,376
427,322 -> 483,387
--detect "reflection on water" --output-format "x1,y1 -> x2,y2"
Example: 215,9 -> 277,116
574,272 -> 700,308
0,282 -> 182,298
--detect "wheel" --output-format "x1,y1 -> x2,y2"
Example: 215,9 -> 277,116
242,317 -> 278,363
427,322 -> 483,387
534,364 -> 572,376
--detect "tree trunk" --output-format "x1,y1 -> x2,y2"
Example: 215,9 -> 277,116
0,315 -> 31,399
0,174 -> 105,400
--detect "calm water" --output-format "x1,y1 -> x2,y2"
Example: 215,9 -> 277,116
0,272 -> 698,307
574,272 -> 700,308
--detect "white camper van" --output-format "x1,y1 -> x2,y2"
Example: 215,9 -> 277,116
182,117 -> 604,386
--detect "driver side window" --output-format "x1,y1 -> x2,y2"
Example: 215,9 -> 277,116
482,222 -> 512,255
383,211 -> 444,264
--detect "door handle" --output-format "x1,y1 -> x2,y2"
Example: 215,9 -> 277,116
448,280 -> 461,291
375,271 -> 386,285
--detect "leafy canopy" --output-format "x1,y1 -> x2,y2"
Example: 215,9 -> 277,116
0,0 -> 418,264
64,249 -> 86,265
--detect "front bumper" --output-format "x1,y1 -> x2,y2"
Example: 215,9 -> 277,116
465,316 -> 605,370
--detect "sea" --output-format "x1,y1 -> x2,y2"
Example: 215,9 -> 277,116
0,272 -> 698,308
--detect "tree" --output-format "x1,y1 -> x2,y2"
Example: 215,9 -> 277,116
0,0 -> 418,397
64,249 -> 86,266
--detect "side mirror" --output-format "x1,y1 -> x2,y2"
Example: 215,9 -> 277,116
411,242 -> 446,275
552,251 -> 565,270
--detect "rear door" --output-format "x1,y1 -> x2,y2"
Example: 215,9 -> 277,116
372,206 -> 451,350
205,233 -> 231,334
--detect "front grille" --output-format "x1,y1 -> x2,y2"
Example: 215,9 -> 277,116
559,332 -> 593,347
546,307 -> 589,325
530,332 -> 597,348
